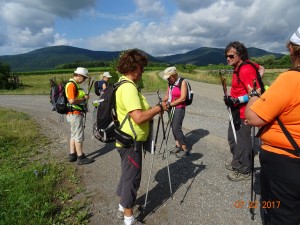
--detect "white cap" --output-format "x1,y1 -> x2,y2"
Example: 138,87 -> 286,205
290,26 -> 300,45
74,67 -> 88,77
163,66 -> 177,79
103,72 -> 112,78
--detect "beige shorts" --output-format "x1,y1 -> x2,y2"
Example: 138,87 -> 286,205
66,114 -> 84,142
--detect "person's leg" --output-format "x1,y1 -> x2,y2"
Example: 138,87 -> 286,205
172,108 -> 187,157
260,151 -> 300,225
69,114 -> 94,164
232,122 -> 251,174
117,146 -> 142,223
67,115 -> 77,162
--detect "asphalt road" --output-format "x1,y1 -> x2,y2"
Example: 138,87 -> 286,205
0,80 -> 263,225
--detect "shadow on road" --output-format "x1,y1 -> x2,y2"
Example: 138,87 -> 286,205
85,142 -> 116,159
136,152 -> 206,222
185,128 -> 209,152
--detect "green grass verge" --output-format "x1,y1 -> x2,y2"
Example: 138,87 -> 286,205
0,108 -> 89,225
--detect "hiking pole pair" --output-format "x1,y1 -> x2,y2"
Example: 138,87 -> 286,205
143,98 -> 162,213
159,107 -> 175,160
157,90 -> 173,200
219,70 -> 237,144
143,90 -> 173,213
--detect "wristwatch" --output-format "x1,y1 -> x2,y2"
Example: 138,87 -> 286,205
248,89 -> 260,98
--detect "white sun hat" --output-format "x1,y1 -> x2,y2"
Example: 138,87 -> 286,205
290,26 -> 300,45
74,67 -> 88,78
163,66 -> 177,79
103,72 -> 112,78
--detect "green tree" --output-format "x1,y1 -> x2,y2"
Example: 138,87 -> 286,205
0,62 -> 11,89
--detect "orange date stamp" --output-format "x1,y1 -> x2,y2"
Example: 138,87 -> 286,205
233,200 -> 281,209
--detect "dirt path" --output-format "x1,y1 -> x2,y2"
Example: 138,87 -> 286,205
0,81 -> 262,225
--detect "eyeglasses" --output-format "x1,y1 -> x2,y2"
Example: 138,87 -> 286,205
81,76 -> 87,80
226,54 -> 236,59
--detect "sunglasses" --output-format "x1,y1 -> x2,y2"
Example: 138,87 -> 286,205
226,54 -> 236,59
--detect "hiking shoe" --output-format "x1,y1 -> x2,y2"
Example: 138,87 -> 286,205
69,153 -> 77,162
77,154 -> 95,165
170,146 -> 181,154
225,162 -> 234,171
227,171 -> 251,182
176,150 -> 187,158
118,205 -> 139,220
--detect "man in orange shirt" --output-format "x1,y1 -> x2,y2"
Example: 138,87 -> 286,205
66,67 -> 94,165
245,27 -> 300,225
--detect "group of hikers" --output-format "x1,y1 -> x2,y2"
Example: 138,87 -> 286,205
58,26 -> 300,225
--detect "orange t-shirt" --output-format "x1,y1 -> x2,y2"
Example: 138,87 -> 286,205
65,81 -> 81,115
251,70 -> 300,159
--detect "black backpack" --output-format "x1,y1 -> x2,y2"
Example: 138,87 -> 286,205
94,80 -> 101,96
169,77 -> 194,106
50,80 -> 78,114
235,61 -> 265,94
93,80 -> 136,146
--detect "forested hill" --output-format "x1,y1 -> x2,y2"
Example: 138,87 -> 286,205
0,45 -> 284,72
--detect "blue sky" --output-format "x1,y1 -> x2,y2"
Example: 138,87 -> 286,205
0,0 -> 300,56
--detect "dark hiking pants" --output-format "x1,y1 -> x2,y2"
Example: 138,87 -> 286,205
228,119 -> 252,174
116,145 -> 142,208
171,107 -> 186,146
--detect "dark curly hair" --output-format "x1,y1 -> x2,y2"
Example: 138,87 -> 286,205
117,49 -> 148,74
225,41 -> 249,61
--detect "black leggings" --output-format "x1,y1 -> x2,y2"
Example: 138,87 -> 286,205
260,150 -> 300,225
171,107 -> 186,146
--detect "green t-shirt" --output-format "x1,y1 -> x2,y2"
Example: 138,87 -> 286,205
115,76 -> 151,144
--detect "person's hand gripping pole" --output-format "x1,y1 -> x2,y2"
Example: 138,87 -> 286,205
219,70 -> 237,144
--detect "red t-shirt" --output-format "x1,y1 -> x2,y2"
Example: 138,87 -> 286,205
230,61 -> 261,118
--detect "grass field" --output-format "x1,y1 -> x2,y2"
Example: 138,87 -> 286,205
0,68 -> 285,95
0,71 -> 168,95
0,108 -> 89,225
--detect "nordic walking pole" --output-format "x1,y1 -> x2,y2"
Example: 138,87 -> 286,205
250,79 -> 257,220
143,109 -> 161,213
219,70 -> 237,144
161,107 -> 175,159
157,90 -> 173,199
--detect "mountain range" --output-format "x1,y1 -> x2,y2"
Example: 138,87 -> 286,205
0,45 -> 284,72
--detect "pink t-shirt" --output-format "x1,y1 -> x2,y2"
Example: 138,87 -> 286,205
168,78 -> 186,108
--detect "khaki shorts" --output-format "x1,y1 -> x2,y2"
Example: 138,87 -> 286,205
67,114 -> 84,142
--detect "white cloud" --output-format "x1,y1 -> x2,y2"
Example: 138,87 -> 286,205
0,0 -> 300,57
0,0 -> 95,55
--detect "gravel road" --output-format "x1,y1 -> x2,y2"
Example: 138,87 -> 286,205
0,80 -> 263,225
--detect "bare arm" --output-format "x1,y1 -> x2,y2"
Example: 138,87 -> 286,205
129,102 -> 168,124
258,65 -> 265,78
68,95 -> 89,105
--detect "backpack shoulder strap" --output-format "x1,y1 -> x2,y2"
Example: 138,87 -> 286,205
276,118 -> 300,156
235,61 -> 265,93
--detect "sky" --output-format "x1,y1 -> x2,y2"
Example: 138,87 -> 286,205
0,0 -> 300,57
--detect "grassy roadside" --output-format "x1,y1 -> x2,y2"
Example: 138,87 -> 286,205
0,108 -> 89,225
